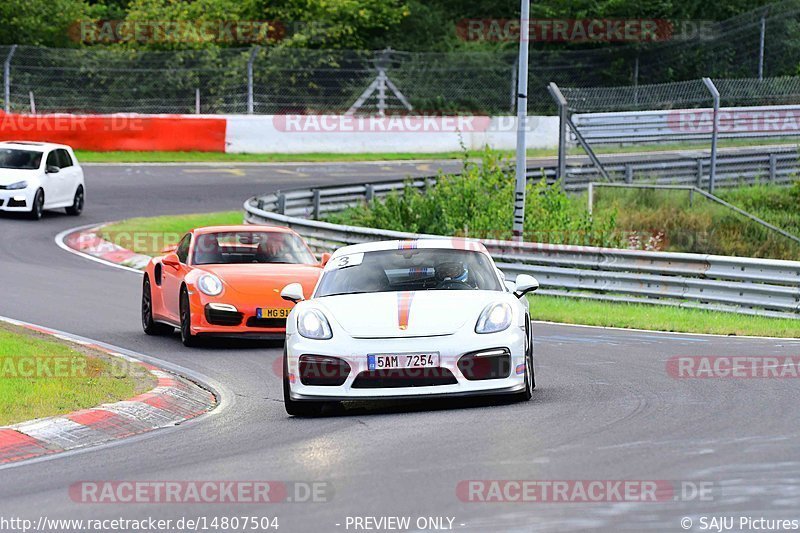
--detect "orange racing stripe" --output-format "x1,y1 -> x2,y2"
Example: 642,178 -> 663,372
397,291 -> 415,330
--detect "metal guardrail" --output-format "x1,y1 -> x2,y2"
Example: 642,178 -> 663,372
532,146 -> 800,191
573,105 -> 800,144
244,177 -> 800,320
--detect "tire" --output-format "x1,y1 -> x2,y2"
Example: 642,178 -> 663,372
283,349 -> 327,417
514,318 -> 535,402
179,287 -> 201,347
142,277 -> 173,336
28,189 -> 44,220
65,186 -> 84,216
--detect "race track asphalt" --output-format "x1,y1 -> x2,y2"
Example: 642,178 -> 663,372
1,159 -> 799,532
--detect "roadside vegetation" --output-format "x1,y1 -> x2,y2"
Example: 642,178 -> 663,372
0,322 -> 154,426
591,183 -> 800,260
98,211 -> 243,257
531,295 -> 799,338
327,150 -> 800,260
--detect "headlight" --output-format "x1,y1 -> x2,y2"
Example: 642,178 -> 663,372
297,309 -> 333,340
475,303 -> 512,334
4,181 -> 27,190
197,274 -> 223,296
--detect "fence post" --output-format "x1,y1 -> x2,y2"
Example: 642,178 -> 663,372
509,57 -> 517,113
758,14 -> 767,80
312,189 -> 321,219
512,0 -> 531,242
3,45 -> 17,113
769,153 -> 777,183
547,82 -> 568,185
696,159 -> 704,188
195,88 -> 200,114
247,46 -> 260,114
702,77 -> 720,194
365,184 -> 375,204
277,193 -> 286,215
625,164 -> 633,184
28,91 -> 35,114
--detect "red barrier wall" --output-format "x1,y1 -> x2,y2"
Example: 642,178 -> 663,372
0,112 -> 226,152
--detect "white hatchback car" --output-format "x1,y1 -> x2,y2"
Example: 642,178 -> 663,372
0,141 -> 85,220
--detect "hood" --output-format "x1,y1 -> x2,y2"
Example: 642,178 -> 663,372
200,263 -> 322,296
0,168 -> 38,186
315,290 -> 506,338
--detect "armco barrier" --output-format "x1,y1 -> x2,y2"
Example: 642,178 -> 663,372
536,145 -> 800,191
244,180 -> 800,320
573,105 -> 800,144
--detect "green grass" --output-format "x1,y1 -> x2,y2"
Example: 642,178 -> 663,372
74,138 -> 797,163
591,183 -> 800,260
98,211 -> 243,256
531,295 -> 799,338
0,323 -> 154,426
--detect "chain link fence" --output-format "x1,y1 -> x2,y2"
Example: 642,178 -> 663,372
4,1 -> 800,115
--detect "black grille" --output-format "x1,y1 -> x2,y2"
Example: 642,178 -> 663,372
299,355 -> 351,386
204,306 -> 243,326
458,348 -> 511,380
0,199 -> 4,206
352,368 -> 457,389
246,317 -> 286,328
7,198 -> 25,208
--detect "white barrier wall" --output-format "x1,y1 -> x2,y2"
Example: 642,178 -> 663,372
225,115 -> 559,153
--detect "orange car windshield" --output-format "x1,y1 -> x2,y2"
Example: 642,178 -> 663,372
192,232 -> 316,266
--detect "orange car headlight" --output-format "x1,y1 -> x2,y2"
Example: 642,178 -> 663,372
197,274 -> 223,296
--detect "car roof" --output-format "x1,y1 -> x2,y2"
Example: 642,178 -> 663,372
330,239 -> 489,258
191,225 -> 297,235
0,140 -> 73,151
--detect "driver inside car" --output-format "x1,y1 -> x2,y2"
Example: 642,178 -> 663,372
434,261 -> 471,288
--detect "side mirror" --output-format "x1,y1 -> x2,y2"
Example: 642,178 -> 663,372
514,274 -> 539,298
320,252 -> 332,266
161,243 -> 178,254
46,165 -> 60,174
280,283 -> 305,303
162,252 -> 180,268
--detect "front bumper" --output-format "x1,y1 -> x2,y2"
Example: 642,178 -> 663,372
0,188 -> 33,212
189,296 -> 290,338
285,326 -> 528,401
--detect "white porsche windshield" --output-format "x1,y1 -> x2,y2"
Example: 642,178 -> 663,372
315,248 -> 502,297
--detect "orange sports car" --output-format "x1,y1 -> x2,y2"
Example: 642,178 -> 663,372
141,225 -> 328,346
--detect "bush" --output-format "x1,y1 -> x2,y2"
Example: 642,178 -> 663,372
327,150 -> 622,247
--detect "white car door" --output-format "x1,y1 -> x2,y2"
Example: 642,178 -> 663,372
42,150 -> 67,206
56,149 -> 81,203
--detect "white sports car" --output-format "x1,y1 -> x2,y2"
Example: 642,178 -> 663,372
280,239 -> 539,416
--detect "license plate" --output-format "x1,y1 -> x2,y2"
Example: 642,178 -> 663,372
368,353 -> 440,371
257,308 -> 290,319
